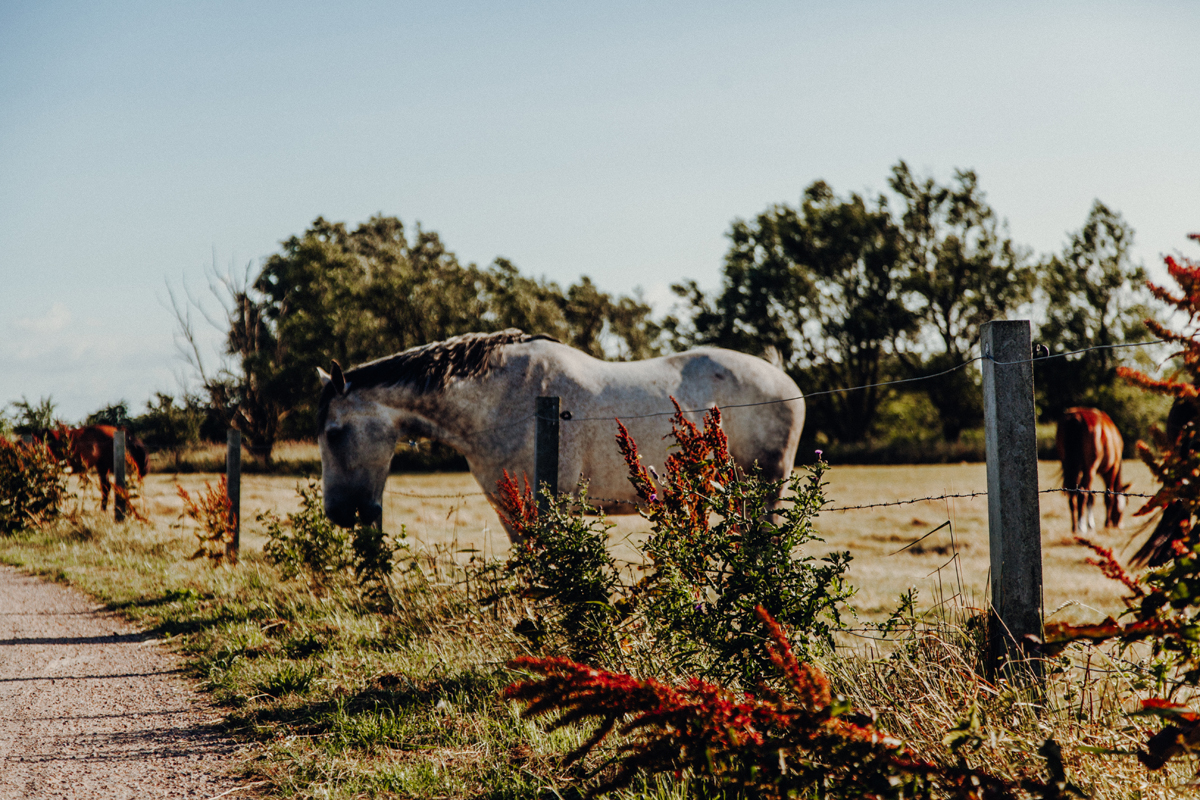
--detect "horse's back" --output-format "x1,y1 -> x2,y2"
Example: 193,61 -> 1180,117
498,341 -> 804,490
1057,407 -> 1122,481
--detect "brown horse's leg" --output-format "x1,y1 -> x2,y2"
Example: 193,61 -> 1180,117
99,469 -> 110,511
1065,469 -> 1084,535
1082,467 -> 1099,534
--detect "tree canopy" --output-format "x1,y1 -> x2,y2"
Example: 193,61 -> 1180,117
169,169 -> 1161,464
180,215 -> 661,460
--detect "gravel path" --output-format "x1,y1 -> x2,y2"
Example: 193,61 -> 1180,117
0,566 -> 245,799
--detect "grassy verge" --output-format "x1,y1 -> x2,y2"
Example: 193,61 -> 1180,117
0,499 -> 1191,797
0,511 -> 597,798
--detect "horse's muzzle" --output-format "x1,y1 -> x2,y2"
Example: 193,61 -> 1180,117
324,498 -> 384,528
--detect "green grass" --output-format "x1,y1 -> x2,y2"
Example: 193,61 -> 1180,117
0,510 -> 596,799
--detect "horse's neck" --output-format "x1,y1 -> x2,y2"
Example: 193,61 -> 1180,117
371,384 -> 498,457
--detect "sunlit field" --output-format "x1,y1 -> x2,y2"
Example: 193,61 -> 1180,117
137,452 -> 1156,629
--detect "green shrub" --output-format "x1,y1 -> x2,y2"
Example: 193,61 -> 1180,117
497,400 -> 853,687
0,437 -> 67,534
261,481 -> 354,583
260,480 -> 406,608
500,477 -> 622,661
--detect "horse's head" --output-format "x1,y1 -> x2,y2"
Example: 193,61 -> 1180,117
317,362 -> 402,528
127,435 -> 150,478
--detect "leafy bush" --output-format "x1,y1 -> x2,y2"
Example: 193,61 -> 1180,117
0,437 -> 68,534
261,481 -> 353,583
137,392 -> 202,468
506,606 -> 1076,799
497,400 -> 853,686
499,475 -> 622,661
260,480 -> 405,607
619,403 -> 852,682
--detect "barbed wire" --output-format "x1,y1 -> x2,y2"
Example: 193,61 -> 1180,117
386,488 -> 486,499
820,486 -> 1155,513
381,485 -> 1157,509
820,491 -> 988,512
987,338 -> 1165,366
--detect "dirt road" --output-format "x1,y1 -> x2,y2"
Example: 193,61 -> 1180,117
0,566 -> 243,799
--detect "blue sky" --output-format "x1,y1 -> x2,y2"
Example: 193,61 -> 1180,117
2,1 -> 1197,421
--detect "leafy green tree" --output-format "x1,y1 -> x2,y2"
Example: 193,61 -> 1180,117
85,401 -> 134,428
668,181 -> 914,443
136,393 -> 202,468
1035,201 -> 1160,441
889,161 -> 1036,440
7,396 -> 60,434
176,215 -> 662,460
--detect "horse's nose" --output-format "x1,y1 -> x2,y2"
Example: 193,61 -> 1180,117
324,498 -> 359,528
362,502 -> 384,529
324,497 -> 383,528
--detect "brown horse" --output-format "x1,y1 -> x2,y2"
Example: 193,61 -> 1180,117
1057,407 -> 1130,535
34,426 -> 149,510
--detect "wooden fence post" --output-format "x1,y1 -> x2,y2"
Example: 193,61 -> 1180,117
113,430 -> 127,522
535,396 -> 560,514
982,320 -> 1043,679
226,429 -> 241,563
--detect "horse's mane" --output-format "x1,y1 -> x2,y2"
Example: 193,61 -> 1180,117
317,329 -> 558,428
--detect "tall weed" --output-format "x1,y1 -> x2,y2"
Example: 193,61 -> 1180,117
497,401 -> 853,686
0,437 -> 67,534
176,476 -> 236,563
260,480 -> 407,609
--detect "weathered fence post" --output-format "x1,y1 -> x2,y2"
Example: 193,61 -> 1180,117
535,396 -> 560,514
113,430 -> 127,522
226,429 -> 241,563
982,320 -> 1043,679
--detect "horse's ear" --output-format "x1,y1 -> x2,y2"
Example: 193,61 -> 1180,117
317,367 -> 331,388
330,361 -> 347,395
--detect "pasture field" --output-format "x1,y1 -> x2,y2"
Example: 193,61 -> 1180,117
153,459 -> 1153,626
0,457 -> 1185,798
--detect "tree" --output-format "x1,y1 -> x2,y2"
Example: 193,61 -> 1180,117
85,401 -> 134,428
174,215 -> 663,460
889,161 -> 1035,440
7,396 -> 60,434
136,393 -> 202,469
669,181 -> 915,443
1035,201 -> 1159,438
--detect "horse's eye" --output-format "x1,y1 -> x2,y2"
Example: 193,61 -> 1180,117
325,426 -> 348,445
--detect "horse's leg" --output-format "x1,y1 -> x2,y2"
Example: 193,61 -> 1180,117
1082,467 -> 1098,535
99,469 -> 110,511
1065,469 -> 1083,534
